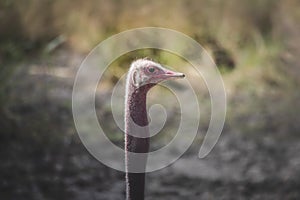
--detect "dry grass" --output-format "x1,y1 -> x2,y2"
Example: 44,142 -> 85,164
1,0 -> 300,136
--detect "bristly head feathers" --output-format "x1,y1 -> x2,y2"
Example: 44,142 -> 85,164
126,58 -> 185,88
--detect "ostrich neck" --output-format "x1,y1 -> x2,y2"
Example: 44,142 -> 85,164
127,86 -> 149,127
125,84 -> 154,200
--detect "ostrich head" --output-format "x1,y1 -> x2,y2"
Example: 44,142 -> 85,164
128,58 -> 185,88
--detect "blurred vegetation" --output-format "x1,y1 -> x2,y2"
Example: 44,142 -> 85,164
0,0 -> 299,137
0,0 -> 299,138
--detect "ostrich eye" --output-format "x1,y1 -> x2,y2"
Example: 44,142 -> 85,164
148,67 -> 155,73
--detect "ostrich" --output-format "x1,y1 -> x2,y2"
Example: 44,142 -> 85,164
125,58 -> 185,200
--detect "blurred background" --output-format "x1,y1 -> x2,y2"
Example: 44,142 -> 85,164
1,0 -> 300,199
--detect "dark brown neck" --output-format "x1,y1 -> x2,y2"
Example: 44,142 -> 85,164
125,84 -> 154,200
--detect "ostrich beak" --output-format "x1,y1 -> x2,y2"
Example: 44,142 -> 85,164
163,68 -> 185,79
